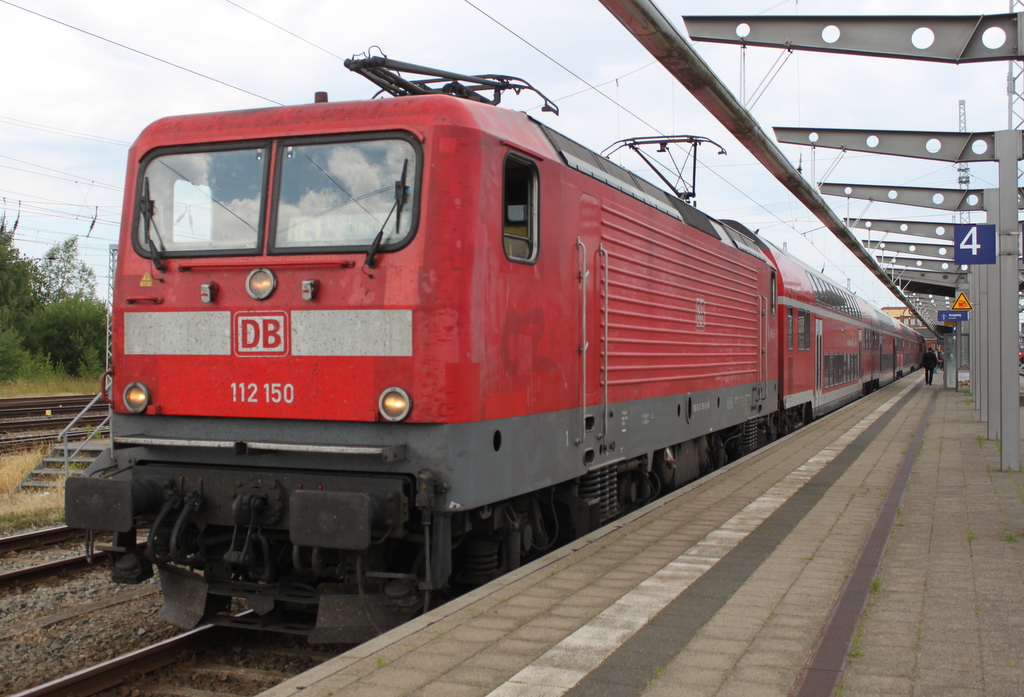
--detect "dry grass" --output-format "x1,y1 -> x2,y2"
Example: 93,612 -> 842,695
0,374 -> 102,399
0,445 -> 49,495
0,378 -> 96,528
0,445 -> 65,533
0,379 -> 100,533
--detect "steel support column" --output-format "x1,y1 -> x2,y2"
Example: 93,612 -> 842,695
995,131 -> 1021,471
961,273 -> 972,392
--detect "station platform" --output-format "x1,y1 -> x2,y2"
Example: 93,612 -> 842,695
260,373 -> 1024,697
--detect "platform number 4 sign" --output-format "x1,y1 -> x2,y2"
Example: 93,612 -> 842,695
954,224 -> 996,265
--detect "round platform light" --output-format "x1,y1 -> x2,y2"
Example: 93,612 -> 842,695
246,268 -> 276,300
124,382 -> 150,413
379,387 -> 411,422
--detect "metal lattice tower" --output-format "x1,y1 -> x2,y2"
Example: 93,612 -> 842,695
106,244 -> 117,397
958,100 -> 971,225
1012,1 -> 1024,319
1011,0 -> 1024,130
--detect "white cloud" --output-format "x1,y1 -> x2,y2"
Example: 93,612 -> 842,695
0,0 -> 1014,306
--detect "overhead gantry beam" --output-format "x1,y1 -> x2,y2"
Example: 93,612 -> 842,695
846,218 -> 963,241
820,183 -> 989,212
597,0 -> 933,330
863,240 -> 954,258
774,127 -> 998,163
875,257 -> 966,274
894,274 -> 963,296
682,13 -> 1024,64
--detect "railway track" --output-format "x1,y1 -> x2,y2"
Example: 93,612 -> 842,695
0,413 -> 108,436
0,525 -> 81,554
0,395 -> 96,420
0,550 -> 108,589
0,427 -> 110,454
0,394 -> 108,453
9,621 -> 346,697
0,526 -> 111,590
10,624 -> 231,697
1,529 -> 350,697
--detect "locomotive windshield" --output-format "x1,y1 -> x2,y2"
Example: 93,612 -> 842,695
137,147 -> 267,255
273,138 -> 416,251
134,135 -> 419,259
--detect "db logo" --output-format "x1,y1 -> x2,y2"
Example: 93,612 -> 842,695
233,312 -> 289,356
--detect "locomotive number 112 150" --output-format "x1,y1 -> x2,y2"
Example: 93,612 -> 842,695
230,382 -> 296,404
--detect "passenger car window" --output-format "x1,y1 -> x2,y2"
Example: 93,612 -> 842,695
502,153 -> 539,263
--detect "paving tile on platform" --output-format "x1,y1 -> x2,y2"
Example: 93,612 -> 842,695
358,666 -> 435,691
439,665 -> 508,689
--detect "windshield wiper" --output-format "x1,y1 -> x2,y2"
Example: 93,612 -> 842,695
140,177 -> 168,272
364,159 -> 409,270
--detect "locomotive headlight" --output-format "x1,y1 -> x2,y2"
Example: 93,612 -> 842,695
123,382 -> 150,413
246,268 -> 276,300
379,387 -> 411,422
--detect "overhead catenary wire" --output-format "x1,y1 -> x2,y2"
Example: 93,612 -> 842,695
0,203 -> 119,228
462,0 -> 664,135
0,0 -> 936,311
221,0 -> 347,63
0,0 -> 282,106
697,162 -> 888,302
458,0 -> 903,305
0,191 -> 121,219
534,62 -> 660,108
0,114 -> 131,146
0,155 -> 122,192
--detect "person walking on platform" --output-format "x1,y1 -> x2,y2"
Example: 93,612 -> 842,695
922,348 -> 938,385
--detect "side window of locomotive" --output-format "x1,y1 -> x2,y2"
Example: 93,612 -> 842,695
770,271 -> 777,315
272,137 -> 418,253
136,147 -> 267,256
787,308 -> 794,351
503,154 -> 539,263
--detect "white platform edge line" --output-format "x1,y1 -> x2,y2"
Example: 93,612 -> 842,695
486,381 -> 917,697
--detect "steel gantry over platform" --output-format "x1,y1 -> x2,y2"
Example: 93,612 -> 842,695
673,9 -> 1024,471
598,2 -> 1022,470
681,13 -> 1024,64
595,0 -> 933,332
776,132 -> 1023,440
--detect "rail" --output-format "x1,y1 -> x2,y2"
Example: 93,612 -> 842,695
0,395 -> 94,418
0,551 -> 108,589
8,623 -> 231,697
0,525 -> 77,554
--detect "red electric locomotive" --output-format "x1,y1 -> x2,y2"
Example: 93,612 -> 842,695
66,59 -> 920,641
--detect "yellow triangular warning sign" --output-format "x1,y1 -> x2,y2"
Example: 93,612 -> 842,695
140,270 -> 153,287
951,292 -> 973,311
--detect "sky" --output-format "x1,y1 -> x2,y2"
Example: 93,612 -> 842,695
0,0 -> 1016,312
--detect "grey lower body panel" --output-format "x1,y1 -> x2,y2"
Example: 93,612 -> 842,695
110,379 -> 778,514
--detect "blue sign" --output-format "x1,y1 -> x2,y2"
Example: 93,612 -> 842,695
938,310 -> 969,321
954,224 -> 996,265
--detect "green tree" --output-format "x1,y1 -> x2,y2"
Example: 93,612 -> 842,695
0,213 -> 36,322
23,296 -> 107,377
33,236 -> 97,304
0,321 -> 33,382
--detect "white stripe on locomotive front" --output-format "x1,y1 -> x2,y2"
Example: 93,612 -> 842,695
123,309 -> 413,357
